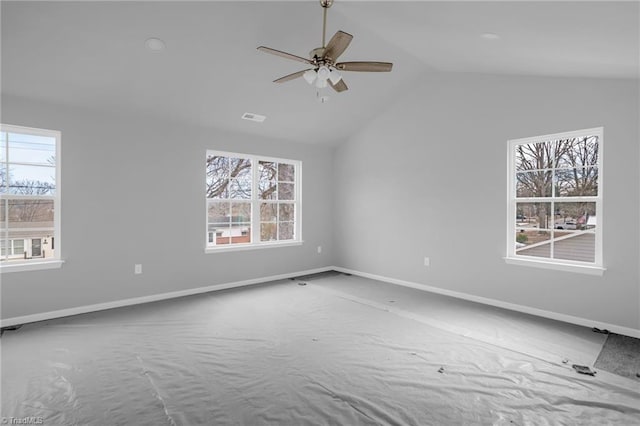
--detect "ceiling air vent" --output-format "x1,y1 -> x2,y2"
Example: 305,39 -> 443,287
241,112 -> 266,123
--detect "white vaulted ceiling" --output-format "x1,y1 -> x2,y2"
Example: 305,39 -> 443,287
2,1 -> 638,144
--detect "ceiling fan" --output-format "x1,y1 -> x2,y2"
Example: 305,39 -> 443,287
257,0 -> 393,93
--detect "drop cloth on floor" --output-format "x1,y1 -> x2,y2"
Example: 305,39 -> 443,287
2,277 -> 639,425
312,274 -> 607,366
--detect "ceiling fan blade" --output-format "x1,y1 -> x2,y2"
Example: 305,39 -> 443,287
257,46 -> 312,65
323,30 -> 353,61
335,61 -> 393,72
273,69 -> 311,83
328,78 -> 348,93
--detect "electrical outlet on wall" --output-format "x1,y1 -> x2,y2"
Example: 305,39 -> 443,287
317,246 -> 322,254
134,264 -> 142,274
424,257 -> 430,267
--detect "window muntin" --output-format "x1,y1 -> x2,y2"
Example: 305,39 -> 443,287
1,125 -> 61,267
1,239 -> 25,257
507,129 -> 602,270
206,151 -> 300,250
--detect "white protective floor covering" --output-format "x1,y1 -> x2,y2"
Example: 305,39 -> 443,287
2,274 -> 640,425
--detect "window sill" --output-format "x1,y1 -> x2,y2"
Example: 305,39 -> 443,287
205,241 -> 303,254
0,259 -> 65,274
504,257 -> 605,276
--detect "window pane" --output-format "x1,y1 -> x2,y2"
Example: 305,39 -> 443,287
13,239 -> 24,254
229,179 -> 250,200
228,224 -> 251,244
8,164 -> 56,195
556,135 -> 598,169
259,181 -> 277,200
208,202 -> 230,226
6,200 -> 54,257
261,222 -> 277,241
516,202 -> 552,230
7,133 -> 56,165
228,179 -> 251,199
206,156 -> 251,199
231,202 -> 251,223
0,132 -> 6,162
278,222 -> 294,240
0,199 -> 6,224
278,183 -> 295,200
554,202 -> 596,231
278,163 -> 295,182
259,161 -> 277,200
515,202 -> 552,257
229,158 -> 251,179
279,203 -> 294,222
207,184 -> 229,199
515,230 -> 551,258
515,142 -> 554,171
260,203 -> 277,222
516,171 -> 551,197
259,161 -> 277,179
206,156 -> 229,199
553,233 -> 595,263
0,165 -> 7,193
8,199 -> 54,224
555,167 -> 598,197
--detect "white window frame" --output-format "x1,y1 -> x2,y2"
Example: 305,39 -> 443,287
205,150 -> 302,253
0,238 -> 25,258
504,127 -> 604,275
0,124 -> 63,273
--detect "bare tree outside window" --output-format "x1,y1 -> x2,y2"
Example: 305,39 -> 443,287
1,127 -> 59,264
510,130 -> 602,267
205,152 -> 299,249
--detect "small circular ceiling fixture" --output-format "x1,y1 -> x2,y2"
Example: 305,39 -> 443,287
481,33 -> 500,40
145,37 -> 166,51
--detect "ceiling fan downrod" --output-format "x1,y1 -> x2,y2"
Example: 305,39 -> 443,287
320,0 -> 334,48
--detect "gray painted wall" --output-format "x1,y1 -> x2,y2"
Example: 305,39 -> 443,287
1,95 -> 335,319
333,72 -> 640,330
3,73 -> 639,332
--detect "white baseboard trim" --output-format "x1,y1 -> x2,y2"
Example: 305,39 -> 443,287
5,265 -> 638,339
0,266 -> 333,329
333,266 -> 640,339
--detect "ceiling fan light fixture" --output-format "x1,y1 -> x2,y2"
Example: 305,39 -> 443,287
315,77 -> 328,89
317,66 -> 331,81
328,69 -> 342,84
303,69 -> 317,84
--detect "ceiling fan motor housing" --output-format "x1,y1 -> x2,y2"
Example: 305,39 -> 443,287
320,0 -> 334,8
310,47 -> 327,63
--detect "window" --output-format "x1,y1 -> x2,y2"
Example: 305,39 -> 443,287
505,128 -> 603,275
1,124 -> 62,271
0,239 -> 25,257
205,151 -> 301,251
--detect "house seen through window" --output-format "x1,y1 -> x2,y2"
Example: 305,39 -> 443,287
506,128 -> 603,272
1,124 -> 61,268
206,151 -> 300,250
